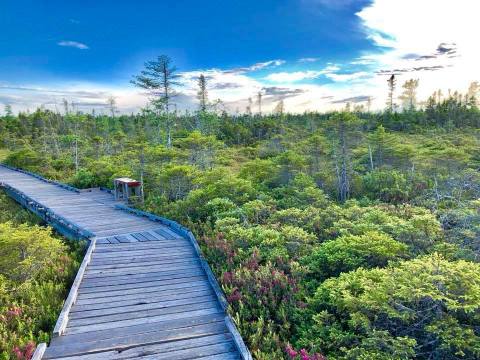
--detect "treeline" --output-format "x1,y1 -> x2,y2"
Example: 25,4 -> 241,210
1,91 -> 480,358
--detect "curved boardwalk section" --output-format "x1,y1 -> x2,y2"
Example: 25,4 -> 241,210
0,165 -> 251,360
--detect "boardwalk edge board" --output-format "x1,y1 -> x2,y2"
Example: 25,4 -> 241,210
114,203 -> 253,360
31,343 -> 47,360
0,164 -> 252,360
0,183 -> 94,240
52,238 -> 97,337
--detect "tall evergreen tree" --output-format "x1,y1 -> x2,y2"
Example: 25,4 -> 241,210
197,74 -> 208,112
399,79 -> 419,110
131,55 -> 179,147
386,74 -> 396,112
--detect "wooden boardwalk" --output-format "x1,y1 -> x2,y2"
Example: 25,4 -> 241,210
0,165 -> 251,360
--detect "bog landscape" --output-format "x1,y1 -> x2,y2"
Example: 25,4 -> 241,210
0,1 -> 479,359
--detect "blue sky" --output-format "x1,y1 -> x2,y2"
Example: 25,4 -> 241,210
0,0 -> 477,113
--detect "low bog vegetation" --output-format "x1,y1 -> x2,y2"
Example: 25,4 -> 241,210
0,192 -> 82,360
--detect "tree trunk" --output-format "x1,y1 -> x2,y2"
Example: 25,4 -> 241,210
338,122 -> 350,202
368,144 -> 374,170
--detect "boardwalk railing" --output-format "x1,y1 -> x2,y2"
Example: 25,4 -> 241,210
0,182 -> 94,240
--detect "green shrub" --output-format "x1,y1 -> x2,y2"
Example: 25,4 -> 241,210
298,254 -> 480,359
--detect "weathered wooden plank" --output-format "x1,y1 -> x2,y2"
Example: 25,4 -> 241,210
73,287 -> 214,309
91,247 -> 195,259
129,341 -> 236,360
64,307 -> 225,335
88,253 -> 197,266
69,294 -> 216,320
76,278 -> 208,297
80,274 -> 205,291
75,284 -> 212,305
84,262 -> 202,278
87,257 -> 199,271
68,301 -> 219,327
79,277 -> 207,296
154,227 -> 182,239
92,240 -> 190,253
58,313 -> 225,344
93,223 -> 163,234
90,247 -> 195,259
82,267 -> 204,285
44,321 -> 228,358
77,219 -> 156,231
197,352 -> 241,360
45,333 -> 232,360
89,251 -> 195,263
93,241 -> 190,253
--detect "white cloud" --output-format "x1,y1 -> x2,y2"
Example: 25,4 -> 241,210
264,71 -> 325,83
0,81 -> 142,114
249,59 -> 285,70
355,0 -> 480,109
224,59 -> 286,74
325,71 -> 370,82
57,40 -> 89,50
299,57 -> 320,63
263,63 -> 343,83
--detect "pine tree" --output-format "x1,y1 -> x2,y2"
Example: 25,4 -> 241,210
386,75 -> 396,112
274,100 -> 284,115
4,104 -> 12,117
131,55 -> 180,147
246,97 -> 253,116
197,74 -> 208,112
399,79 -> 419,111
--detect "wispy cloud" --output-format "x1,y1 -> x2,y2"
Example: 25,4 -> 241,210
0,85 -> 106,98
298,57 -> 320,63
225,59 -> 286,74
0,82 -> 130,113
264,64 -> 340,83
210,82 -> 244,90
262,87 -> 306,102
331,95 -> 371,104
325,71 -> 370,82
57,40 -> 89,50
264,71 -> 325,82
